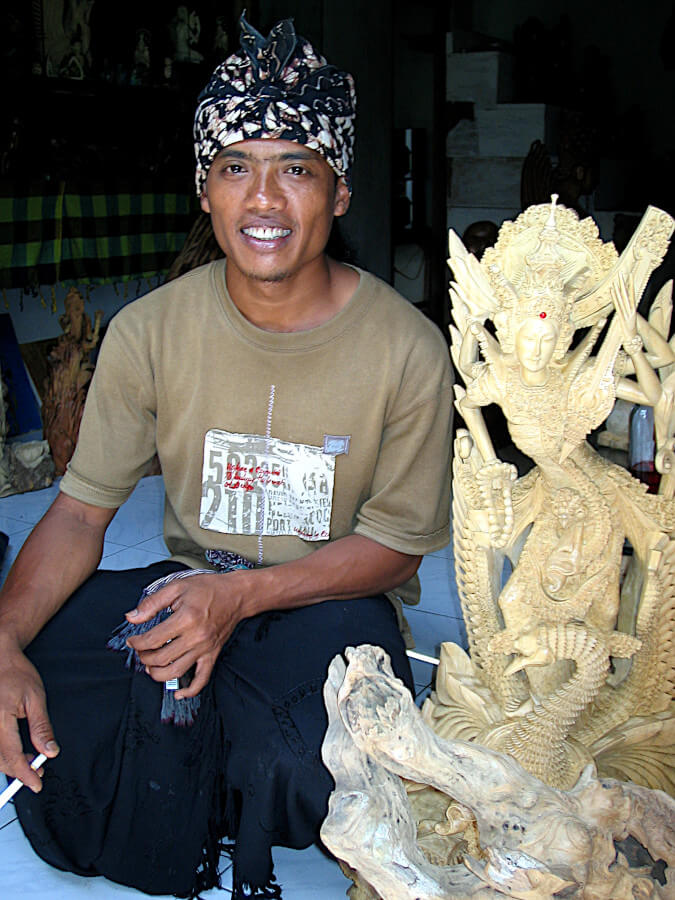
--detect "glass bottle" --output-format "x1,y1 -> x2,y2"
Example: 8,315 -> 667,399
629,404 -> 659,493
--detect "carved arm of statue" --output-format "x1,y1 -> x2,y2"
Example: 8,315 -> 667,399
456,323 -> 506,466
639,314 -> 675,368
455,328 -> 518,548
82,309 -> 103,354
613,274 -> 663,407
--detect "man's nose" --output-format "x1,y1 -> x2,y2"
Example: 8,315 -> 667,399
247,170 -> 284,210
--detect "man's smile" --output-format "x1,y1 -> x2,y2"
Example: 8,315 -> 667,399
241,225 -> 292,242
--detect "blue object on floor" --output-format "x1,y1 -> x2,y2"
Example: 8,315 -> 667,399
0,314 -> 42,437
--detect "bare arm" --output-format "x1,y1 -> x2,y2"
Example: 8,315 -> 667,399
127,534 -> 421,699
0,493 -> 116,790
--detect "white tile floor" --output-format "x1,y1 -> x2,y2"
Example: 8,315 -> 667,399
0,476 -> 465,899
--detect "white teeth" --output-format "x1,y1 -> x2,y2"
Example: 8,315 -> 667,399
243,226 -> 291,240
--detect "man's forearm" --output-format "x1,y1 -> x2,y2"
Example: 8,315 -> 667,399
0,493 -> 116,649
235,533 -> 421,620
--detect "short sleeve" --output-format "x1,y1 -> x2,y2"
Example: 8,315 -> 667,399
59,313 -> 158,508
354,344 -> 453,555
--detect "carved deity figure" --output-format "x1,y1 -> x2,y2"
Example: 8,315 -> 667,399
424,197 -> 675,796
171,6 -> 204,64
59,0 -> 95,78
42,287 -> 102,476
319,201 -> 675,900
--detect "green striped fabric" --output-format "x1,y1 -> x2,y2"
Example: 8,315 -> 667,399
0,180 -> 197,290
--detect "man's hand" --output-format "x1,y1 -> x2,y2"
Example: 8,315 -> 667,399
0,639 -> 59,792
125,535 -> 422,702
125,571 -> 247,700
0,493 -> 114,792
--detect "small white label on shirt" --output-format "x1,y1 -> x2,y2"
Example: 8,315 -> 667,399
200,430 -> 336,541
323,434 -> 351,455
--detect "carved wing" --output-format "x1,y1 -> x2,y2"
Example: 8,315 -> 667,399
421,641 -> 503,744
591,712 -> 675,795
574,206 -> 675,327
633,535 -> 675,715
447,228 -> 502,374
587,534 -> 675,793
450,431 -> 531,709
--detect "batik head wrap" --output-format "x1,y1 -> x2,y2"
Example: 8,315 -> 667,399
193,15 -> 357,196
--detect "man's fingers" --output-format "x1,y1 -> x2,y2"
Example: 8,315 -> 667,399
0,726 -> 42,793
175,657 -> 214,699
24,753 -> 45,778
126,615 -> 177,652
145,647 -> 196,684
125,583 -> 179,624
135,637 -> 184,667
25,695 -> 60,760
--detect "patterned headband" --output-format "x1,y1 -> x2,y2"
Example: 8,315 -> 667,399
193,15 -> 357,196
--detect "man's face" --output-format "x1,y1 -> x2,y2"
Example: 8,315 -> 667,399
200,139 -> 350,285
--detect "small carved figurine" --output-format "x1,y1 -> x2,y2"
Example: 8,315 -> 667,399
213,16 -> 229,60
42,287 -> 102,476
60,0 -> 95,78
0,372 -> 54,498
171,6 -> 204,64
131,28 -> 151,86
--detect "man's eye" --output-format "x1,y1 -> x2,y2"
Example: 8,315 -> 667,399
288,165 -> 307,175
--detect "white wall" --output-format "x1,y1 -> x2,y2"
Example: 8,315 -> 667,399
4,279 -> 159,345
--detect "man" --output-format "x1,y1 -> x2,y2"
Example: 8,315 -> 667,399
0,16 -> 452,899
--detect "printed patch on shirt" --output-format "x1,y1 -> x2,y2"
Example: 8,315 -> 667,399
200,430 -> 336,541
323,434 -> 350,455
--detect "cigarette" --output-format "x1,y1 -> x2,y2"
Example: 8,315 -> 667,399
0,754 -> 48,812
406,649 -> 440,666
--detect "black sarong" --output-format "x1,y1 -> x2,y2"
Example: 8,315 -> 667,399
15,561 -> 413,898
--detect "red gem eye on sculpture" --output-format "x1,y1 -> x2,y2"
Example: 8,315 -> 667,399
539,311 -> 547,319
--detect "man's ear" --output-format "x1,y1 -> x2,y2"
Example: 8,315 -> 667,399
333,178 -> 351,218
200,191 -> 211,214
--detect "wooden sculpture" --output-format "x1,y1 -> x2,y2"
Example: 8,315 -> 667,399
321,198 -> 675,899
42,287 -> 102,476
0,370 -> 54,498
321,644 -> 675,900
419,197 -> 675,797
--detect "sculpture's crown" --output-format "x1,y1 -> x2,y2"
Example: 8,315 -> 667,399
516,195 -> 569,325
488,196 -> 574,356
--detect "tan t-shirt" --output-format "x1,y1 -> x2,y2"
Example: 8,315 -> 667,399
61,261 -> 453,621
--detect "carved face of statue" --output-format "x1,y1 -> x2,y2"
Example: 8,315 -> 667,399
514,315 -> 559,375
